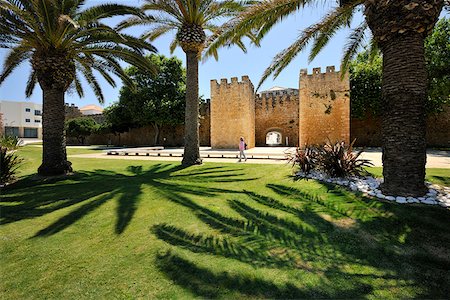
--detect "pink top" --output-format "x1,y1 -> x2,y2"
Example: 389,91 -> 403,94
239,140 -> 245,151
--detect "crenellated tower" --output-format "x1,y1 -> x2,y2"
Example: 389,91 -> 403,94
210,76 -> 255,149
299,66 -> 350,146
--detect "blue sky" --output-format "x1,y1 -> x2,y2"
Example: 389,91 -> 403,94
0,0 -> 365,108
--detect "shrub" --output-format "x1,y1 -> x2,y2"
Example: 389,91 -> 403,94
0,146 -> 23,185
288,146 -> 318,174
289,140 -> 373,178
317,140 -> 373,178
0,136 -> 23,150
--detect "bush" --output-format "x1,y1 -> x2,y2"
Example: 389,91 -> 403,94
290,140 -> 373,178
0,136 -> 23,150
317,140 -> 373,178
0,146 -> 23,185
65,117 -> 99,144
287,146 -> 318,174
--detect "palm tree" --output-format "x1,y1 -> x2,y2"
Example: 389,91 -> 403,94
0,0 -> 156,176
118,0 -> 249,166
206,0 -> 446,197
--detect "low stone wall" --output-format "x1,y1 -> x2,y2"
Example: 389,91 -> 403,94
71,104 -> 211,147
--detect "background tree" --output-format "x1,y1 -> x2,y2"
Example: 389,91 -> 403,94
350,18 -> 449,118
111,54 -> 186,145
424,17 -> 450,114
349,51 -> 382,118
118,0 -> 250,166
65,117 -> 99,145
0,0 -> 156,175
206,0 -> 446,197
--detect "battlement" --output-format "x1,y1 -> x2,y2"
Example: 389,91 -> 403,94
210,75 -> 254,94
300,65 -> 346,79
255,93 -> 298,109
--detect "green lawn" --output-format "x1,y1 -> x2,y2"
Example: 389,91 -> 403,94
1,146 -> 449,299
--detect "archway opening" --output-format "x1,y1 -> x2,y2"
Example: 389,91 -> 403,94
266,131 -> 282,146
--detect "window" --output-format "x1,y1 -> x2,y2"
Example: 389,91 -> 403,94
25,108 -> 31,112
34,110 -> 41,116
24,128 -> 38,138
25,118 -> 30,122
34,119 -> 41,123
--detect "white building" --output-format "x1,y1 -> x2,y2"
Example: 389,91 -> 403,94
80,104 -> 103,115
259,86 -> 299,97
0,100 -> 42,138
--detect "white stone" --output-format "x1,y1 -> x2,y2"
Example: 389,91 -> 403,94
428,189 -> 438,195
385,196 -> 395,201
407,198 -> 419,203
396,196 -> 407,203
376,193 -> 385,199
422,198 -> 436,205
368,191 -> 376,197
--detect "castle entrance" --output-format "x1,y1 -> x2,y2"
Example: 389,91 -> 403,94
266,131 -> 282,146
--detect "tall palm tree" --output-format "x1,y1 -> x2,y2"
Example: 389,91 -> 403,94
118,0 -> 250,166
206,0 -> 446,197
0,0 -> 156,176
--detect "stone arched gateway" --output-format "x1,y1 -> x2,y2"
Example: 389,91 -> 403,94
210,66 -> 350,149
266,130 -> 283,146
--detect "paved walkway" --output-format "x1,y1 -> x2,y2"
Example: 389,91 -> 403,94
69,146 -> 450,168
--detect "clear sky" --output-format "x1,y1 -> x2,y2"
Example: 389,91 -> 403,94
0,0 -> 365,108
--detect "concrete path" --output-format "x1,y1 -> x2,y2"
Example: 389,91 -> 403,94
69,147 -> 450,168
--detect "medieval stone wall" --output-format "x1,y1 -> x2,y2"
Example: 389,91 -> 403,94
351,105 -> 450,147
255,94 -> 299,146
299,66 -> 350,146
210,76 -> 255,149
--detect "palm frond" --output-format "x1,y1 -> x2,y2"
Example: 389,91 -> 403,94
341,21 -> 368,76
308,4 -> 357,62
25,69 -> 37,97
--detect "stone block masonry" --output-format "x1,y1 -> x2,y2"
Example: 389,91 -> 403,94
255,93 -> 299,146
299,66 -> 350,146
210,76 -> 255,149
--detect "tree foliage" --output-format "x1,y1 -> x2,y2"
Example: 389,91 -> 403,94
425,17 -> 450,114
350,18 -> 449,118
349,50 -> 382,118
65,117 -> 99,145
105,54 -> 186,144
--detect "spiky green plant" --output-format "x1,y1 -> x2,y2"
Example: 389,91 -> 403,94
117,0 -> 252,166
207,0 -> 446,197
0,0 -> 156,175
0,146 -> 23,185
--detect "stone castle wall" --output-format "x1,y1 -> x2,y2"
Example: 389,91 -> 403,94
255,94 -> 299,146
351,106 -> 450,147
299,66 -> 350,146
210,76 -> 255,149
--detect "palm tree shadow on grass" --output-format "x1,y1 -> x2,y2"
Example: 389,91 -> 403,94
0,163 -> 256,237
156,250 -> 373,299
153,182 -> 450,298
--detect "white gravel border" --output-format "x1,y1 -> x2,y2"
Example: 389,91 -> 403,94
297,170 -> 450,208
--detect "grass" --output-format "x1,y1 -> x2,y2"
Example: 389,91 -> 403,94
1,146 -> 449,299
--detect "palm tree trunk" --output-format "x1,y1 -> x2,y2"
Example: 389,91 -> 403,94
38,87 -> 72,176
181,50 -> 202,166
380,34 -> 428,197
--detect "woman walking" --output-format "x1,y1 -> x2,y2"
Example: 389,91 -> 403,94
238,137 -> 247,162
